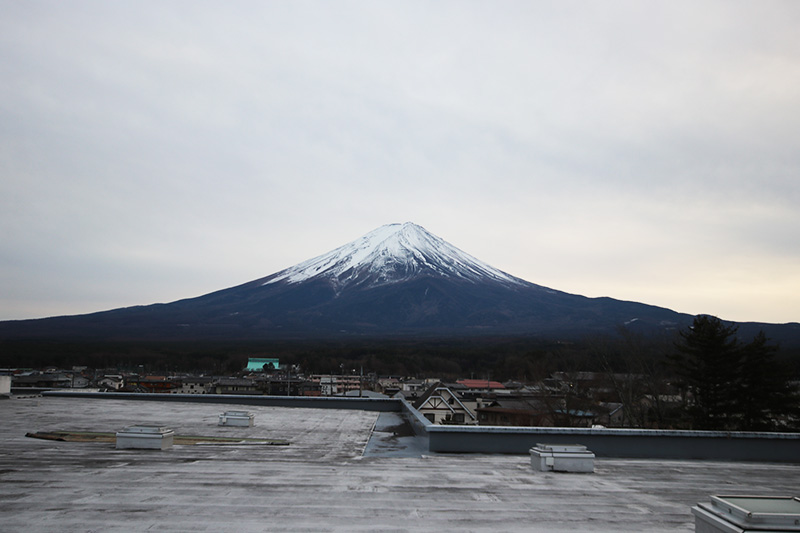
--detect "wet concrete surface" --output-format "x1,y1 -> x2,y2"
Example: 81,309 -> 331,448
363,411 -> 429,458
2,395 -> 799,532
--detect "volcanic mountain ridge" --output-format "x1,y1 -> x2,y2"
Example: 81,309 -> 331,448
2,222 -> 797,344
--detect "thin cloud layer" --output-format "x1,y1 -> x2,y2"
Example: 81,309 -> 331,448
1,1 -> 799,323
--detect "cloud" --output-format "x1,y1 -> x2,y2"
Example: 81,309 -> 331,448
1,1 -> 799,323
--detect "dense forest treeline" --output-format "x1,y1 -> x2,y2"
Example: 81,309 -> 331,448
3,329 -> 800,382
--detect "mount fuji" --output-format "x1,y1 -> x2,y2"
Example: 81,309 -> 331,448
263,222 -> 528,290
2,222 -> 795,343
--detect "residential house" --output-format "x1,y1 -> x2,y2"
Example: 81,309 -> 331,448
172,376 -> 213,394
456,379 -> 505,392
477,397 -> 555,427
97,375 -> 125,391
413,383 -> 477,425
596,402 -> 624,427
12,372 -> 72,389
377,378 -> 401,396
211,377 -> 260,395
310,374 -> 364,396
70,374 -> 90,388
125,376 -> 177,393
264,376 -> 320,396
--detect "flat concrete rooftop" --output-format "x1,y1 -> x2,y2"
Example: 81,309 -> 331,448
2,395 -> 799,532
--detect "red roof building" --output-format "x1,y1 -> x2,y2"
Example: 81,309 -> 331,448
456,379 -> 505,390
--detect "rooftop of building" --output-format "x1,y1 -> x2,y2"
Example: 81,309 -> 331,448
1,394 -> 799,532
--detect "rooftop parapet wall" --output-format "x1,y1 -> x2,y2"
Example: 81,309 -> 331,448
398,397 -> 433,437
42,391 -> 800,462
426,425 -> 800,462
42,391 -> 401,412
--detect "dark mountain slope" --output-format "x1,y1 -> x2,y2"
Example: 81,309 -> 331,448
1,222 -> 797,346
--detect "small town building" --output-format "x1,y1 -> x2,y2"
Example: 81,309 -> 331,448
125,376 -> 177,394
477,397 -> 555,427
264,376 -> 319,396
456,379 -> 506,391
172,376 -> 213,394
246,358 -> 280,372
97,375 -> 125,390
413,383 -> 477,425
12,372 -> 72,389
211,378 -> 261,395
377,378 -> 401,396
311,374 -> 364,396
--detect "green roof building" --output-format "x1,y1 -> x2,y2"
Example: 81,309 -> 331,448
246,358 -> 280,372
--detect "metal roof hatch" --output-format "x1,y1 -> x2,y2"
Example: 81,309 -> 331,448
692,495 -> 800,532
219,411 -> 255,427
530,443 -> 595,473
115,425 -> 174,450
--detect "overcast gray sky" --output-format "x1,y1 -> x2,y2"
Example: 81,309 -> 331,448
2,1 -> 799,324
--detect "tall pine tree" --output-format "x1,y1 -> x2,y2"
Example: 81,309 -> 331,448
672,316 -> 799,431
671,315 -> 741,430
738,331 -> 798,431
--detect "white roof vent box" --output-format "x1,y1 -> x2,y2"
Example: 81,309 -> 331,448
219,411 -> 255,427
530,443 -> 595,473
692,495 -> 800,532
115,425 -> 174,450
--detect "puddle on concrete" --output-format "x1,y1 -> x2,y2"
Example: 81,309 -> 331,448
362,412 -> 429,458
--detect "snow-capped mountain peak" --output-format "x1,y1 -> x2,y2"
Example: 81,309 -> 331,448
263,222 -> 526,289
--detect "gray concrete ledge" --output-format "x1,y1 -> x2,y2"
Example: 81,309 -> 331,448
426,425 -> 800,462
41,391 -> 800,462
42,391 -> 402,412
398,398 -> 433,436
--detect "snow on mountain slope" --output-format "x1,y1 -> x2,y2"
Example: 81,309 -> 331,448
263,222 -> 528,289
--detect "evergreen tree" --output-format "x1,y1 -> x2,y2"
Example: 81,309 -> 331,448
671,315 -> 741,429
672,316 -> 799,431
738,331 -> 798,430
